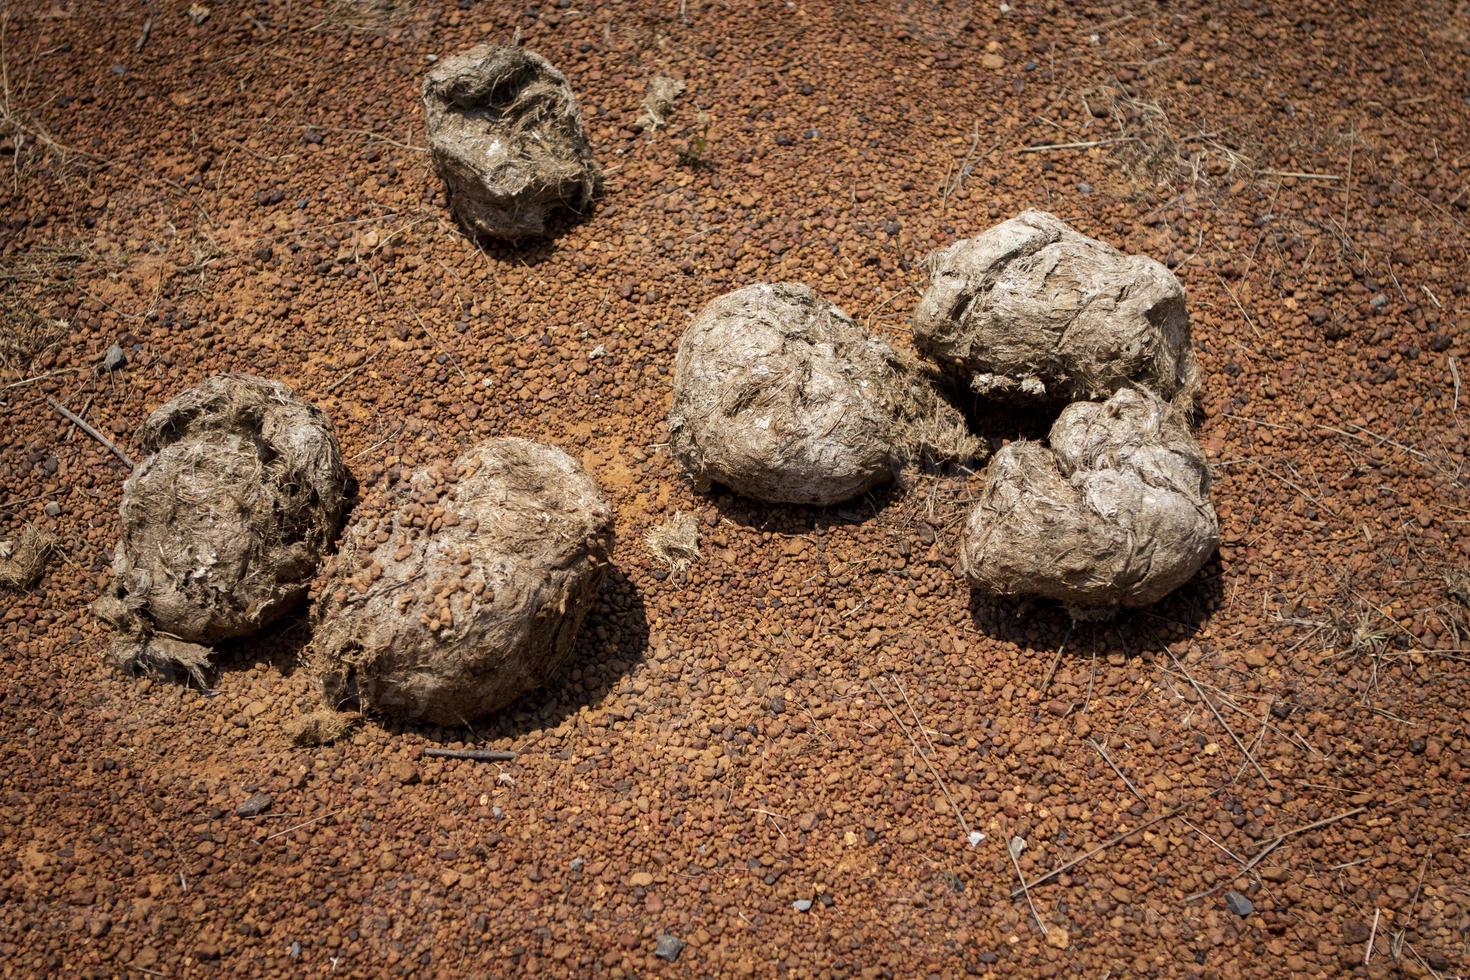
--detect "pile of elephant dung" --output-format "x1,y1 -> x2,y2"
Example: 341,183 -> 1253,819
423,44 -> 598,240
914,209 -> 1199,408
92,374 -> 348,680
308,437 -> 614,724
668,282 -> 983,506
960,387 -> 1219,617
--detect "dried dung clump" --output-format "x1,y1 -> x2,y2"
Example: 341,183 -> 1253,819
638,75 -> 686,131
668,282 -> 985,506
93,374 -> 348,680
0,524 -> 58,591
645,511 -> 701,573
285,708 -> 361,747
423,44 -> 597,241
961,387 -> 1218,617
915,210 -> 1199,407
308,437 -> 614,725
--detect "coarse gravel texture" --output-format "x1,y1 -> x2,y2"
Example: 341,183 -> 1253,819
0,1 -> 1467,977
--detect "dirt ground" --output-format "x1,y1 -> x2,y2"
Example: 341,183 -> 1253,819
1,0 -> 1467,975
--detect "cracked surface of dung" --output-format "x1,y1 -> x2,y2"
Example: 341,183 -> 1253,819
915,209 -> 1199,407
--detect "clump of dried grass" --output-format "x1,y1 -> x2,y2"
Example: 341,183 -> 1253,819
1086,83 -> 1251,189
0,524 -> 58,590
324,0 -> 414,32
0,304 -> 65,377
638,75 -> 686,131
646,512 -> 701,573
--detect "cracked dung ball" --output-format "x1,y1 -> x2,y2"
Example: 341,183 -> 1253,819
961,387 -> 1218,616
308,437 -> 614,725
668,282 -> 985,506
93,374 -> 349,680
914,209 -> 1199,406
423,44 -> 597,241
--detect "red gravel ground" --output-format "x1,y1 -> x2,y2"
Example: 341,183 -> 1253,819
2,0 -> 1468,975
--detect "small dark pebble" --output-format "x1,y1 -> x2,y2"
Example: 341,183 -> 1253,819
653,933 -> 685,962
1225,891 -> 1254,917
235,793 -> 274,818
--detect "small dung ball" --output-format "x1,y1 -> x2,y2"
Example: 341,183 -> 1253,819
915,210 -> 1199,406
668,282 -> 984,506
961,387 -> 1218,616
308,438 -> 614,724
423,44 -> 597,241
93,374 -> 348,678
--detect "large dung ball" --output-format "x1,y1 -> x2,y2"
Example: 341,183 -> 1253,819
93,374 -> 348,678
915,210 -> 1199,406
961,387 -> 1218,616
308,438 -> 614,724
423,44 -> 597,240
668,282 -> 984,506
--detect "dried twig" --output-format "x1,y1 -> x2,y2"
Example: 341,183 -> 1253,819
1011,805 -> 1184,897
423,747 -> 517,763
870,678 -> 972,840
259,809 -> 341,843
1246,805 -> 1366,852
1007,833 -> 1048,937
1365,907 -> 1381,965
1087,737 -> 1147,802
1165,647 -> 1274,787
46,397 -> 135,468
1018,137 -> 1133,153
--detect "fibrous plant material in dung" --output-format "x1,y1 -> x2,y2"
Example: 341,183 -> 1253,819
668,282 -> 985,506
961,387 -> 1218,617
914,210 -> 1199,407
284,708 -> 361,747
308,438 -> 614,725
645,511 -> 701,573
423,44 -> 597,241
0,524 -> 58,591
92,374 -> 348,681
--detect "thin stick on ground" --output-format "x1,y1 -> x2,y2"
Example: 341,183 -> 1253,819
1087,737 -> 1147,803
1036,625 -> 1072,711
1390,851 -> 1431,959
1365,907 -> 1381,965
1007,832 -> 1048,937
259,809 -> 342,843
422,747 -> 517,763
1245,804 -> 1366,852
46,397 -> 135,468
1164,647 -> 1274,787
1184,836 -> 1282,902
869,678 -> 973,841
1011,805 -> 1185,897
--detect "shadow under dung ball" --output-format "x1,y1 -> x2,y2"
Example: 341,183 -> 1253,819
308,438 -> 614,725
93,374 -> 348,680
668,282 -> 985,506
915,210 -> 1199,407
961,387 -> 1218,617
423,44 -> 597,241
